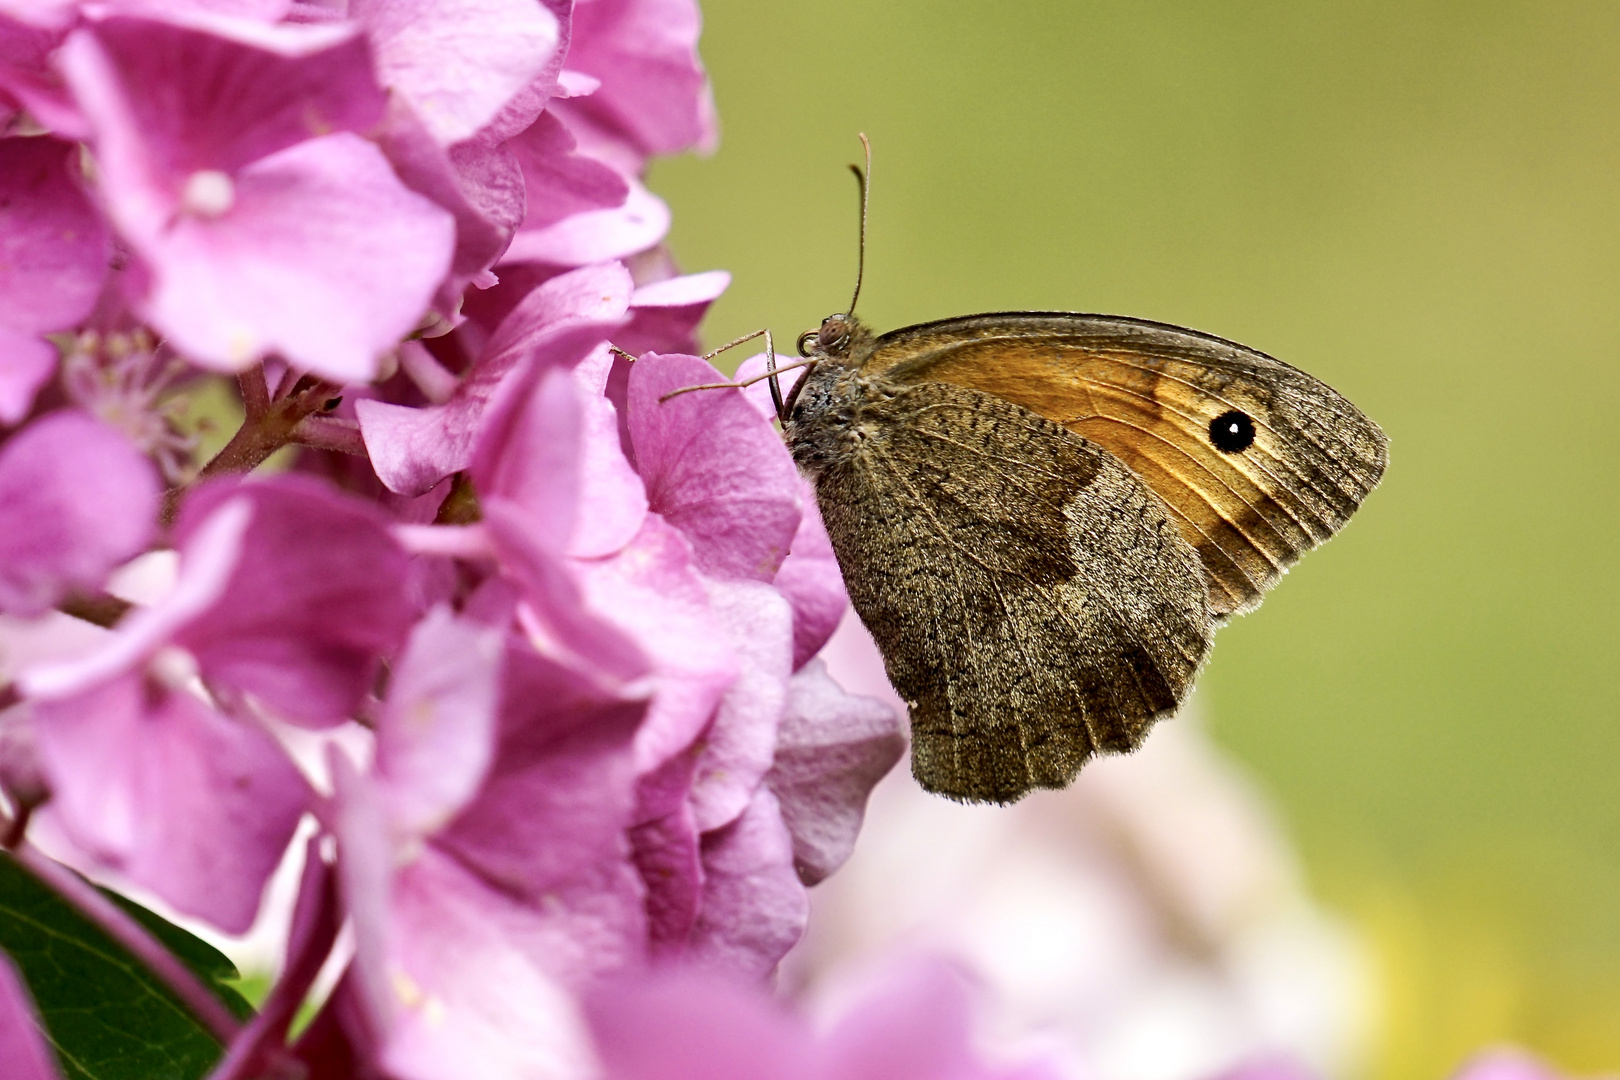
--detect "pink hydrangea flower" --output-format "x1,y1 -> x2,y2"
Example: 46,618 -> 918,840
18,475 -> 412,930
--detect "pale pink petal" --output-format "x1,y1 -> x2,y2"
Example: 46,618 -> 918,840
576,515 -> 736,790
32,674 -> 312,933
509,109 -> 628,231
773,492 -> 847,670
0,135 -> 110,335
0,331 -> 56,424
472,360 -> 584,551
1449,1051 -> 1564,1080
687,578 -> 791,833
819,956 -> 1067,1080
375,606 -> 504,837
585,967 -> 813,1080
352,0 -> 561,146
616,269 -> 729,356
689,787 -> 807,977
503,178 -> 670,266
136,133 -> 455,381
333,760 -> 599,1080
381,850 -> 602,1080
765,659 -> 902,885
569,343 -> 648,559
174,475 -> 415,725
627,352 -> 801,582
0,411 -> 158,617
0,953 -> 62,1080
360,263 -> 631,496
556,0 -> 716,161
430,645 -> 650,984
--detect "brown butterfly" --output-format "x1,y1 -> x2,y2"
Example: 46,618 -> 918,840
682,139 -> 1387,804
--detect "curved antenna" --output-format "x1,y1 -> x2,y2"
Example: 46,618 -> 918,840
847,132 -> 872,315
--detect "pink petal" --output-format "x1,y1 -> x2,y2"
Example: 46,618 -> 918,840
585,967 -> 813,1080
773,491 -> 847,670
569,343 -> 648,559
575,514 -> 736,789
819,956 -> 1065,1080
508,108 -> 628,231
0,411 -> 158,616
0,14 -> 82,138
174,475 -> 415,725
19,496 -> 251,700
765,659 -> 903,886
555,0 -> 716,162
615,269 -> 730,356
375,606 -> 504,837
334,764 -> 600,1080
687,578 -> 792,833
429,644 -> 651,984
134,133 -> 455,381
689,786 -> 807,977
472,358 -> 584,551
376,98 -> 525,296
1449,1051 -> 1564,1080
627,352 -> 801,582
60,15 -> 384,239
359,263 -> 631,497
503,177 -> 670,266
352,0 -> 561,146
32,673 -> 312,933
0,952 -> 62,1080
381,849 -> 603,1080
0,330 -> 56,424
0,135 -> 110,335
629,803 -> 702,951
735,349 -> 807,423
483,502 -> 649,690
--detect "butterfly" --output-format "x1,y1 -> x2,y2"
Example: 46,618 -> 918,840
679,139 -> 1387,804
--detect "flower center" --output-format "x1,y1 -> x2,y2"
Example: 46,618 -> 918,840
180,169 -> 235,218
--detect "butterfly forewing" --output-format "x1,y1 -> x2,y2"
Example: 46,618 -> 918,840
856,313 -> 1389,617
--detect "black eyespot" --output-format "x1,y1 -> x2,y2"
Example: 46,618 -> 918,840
1208,410 -> 1255,453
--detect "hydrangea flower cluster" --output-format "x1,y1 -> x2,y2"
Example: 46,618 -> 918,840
0,1 -> 953,1076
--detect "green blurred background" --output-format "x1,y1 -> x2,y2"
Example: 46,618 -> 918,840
647,1 -> 1620,1076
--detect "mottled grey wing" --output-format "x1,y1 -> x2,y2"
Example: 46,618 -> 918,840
812,379 -> 1213,804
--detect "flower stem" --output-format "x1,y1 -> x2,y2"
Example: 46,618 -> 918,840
161,375 -> 339,523
205,838 -> 338,1080
10,843 -> 244,1045
57,590 -> 133,629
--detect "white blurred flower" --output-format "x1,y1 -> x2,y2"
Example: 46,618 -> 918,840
786,613 -> 1375,1080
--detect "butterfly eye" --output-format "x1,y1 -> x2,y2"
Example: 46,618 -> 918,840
1208,410 -> 1256,453
817,314 -> 851,351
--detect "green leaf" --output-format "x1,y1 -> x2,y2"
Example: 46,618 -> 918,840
0,853 -> 253,1080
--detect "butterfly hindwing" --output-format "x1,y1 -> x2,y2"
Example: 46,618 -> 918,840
807,377 -> 1212,803
859,313 -> 1388,617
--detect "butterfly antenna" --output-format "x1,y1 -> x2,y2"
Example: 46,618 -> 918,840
847,132 -> 872,316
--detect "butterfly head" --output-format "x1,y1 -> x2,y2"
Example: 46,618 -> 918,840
796,311 -> 869,361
